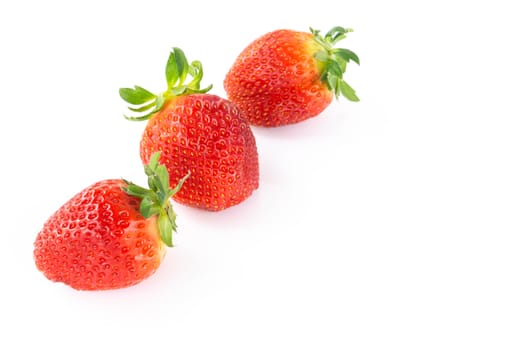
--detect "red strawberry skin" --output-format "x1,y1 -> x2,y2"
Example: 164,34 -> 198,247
140,94 -> 259,211
224,29 -> 333,126
34,179 -> 165,291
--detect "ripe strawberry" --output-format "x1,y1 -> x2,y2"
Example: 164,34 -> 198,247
224,26 -> 360,126
120,48 -> 259,211
33,152 -> 189,291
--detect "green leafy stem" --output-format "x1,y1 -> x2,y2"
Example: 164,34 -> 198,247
122,152 -> 190,247
311,26 -> 360,102
119,47 -> 213,121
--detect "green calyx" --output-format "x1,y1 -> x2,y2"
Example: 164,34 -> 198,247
310,26 -> 360,102
122,152 -> 190,247
119,47 -> 213,121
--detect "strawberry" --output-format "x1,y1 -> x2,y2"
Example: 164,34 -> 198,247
33,152 -> 189,291
224,26 -> 360,126
120,48 -> 259,211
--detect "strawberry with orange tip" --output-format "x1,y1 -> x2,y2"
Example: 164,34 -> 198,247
224,26 -> 360,126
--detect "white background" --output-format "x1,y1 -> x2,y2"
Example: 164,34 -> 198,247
1,0 -> 516,349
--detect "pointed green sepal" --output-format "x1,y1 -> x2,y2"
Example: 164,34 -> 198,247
333,48 -> 360,66
173,48 -> 189,85
165,51 -> 179,89
158,213 -> 174,247
311,26 -> 360,102
140,197 -> 161,218
166,47 -> 190,89
338,79 -> 359,102
128,101 -> 157,113
324,26 -> 353,45
121,151 -> 190,247
119,85 -> 156,105
121,47 -> 212,121
170,169 -> 191,196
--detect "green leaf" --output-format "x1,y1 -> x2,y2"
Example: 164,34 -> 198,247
148,151 -> 161,170
155,94 -> 165,112
122,181 -> 150,198
334,56 -> 348,73
310,26 -> 360,103
155,165 -> 170,198
147,175 -> 159,194
327,60 -> 343,77
119,86 -> 156,105
324,26 -> 352,45
158,213 -> 173,247
333,48 -> 360,65
122,151 -> 189,248
139,197 -> 160,218
170,85 -> 187,95
327,32 -> 346,45
189,61 -> 201,76
187,60 -> 203,90
325,26 -> 345,39
171,171 -> 191,196
128,101 -> 157,113
123,110 -> 157,121
165,51 -> 179,89
185,61 -> 212,94
338,80 -> 360,102
327,74 -> 339,96
121,47 -> 212,121
309,27 -> 320,36
189,84 -> 213,95
173,47 -> 189,85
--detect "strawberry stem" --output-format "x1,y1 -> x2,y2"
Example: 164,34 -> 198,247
311,27 -> 360,102
120,47 -> 213,121
122,152 -> 190,247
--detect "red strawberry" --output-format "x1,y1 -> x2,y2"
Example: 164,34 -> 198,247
224,26 -> 360,126
33,152 -> 189,291
120,48 -> 259,211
